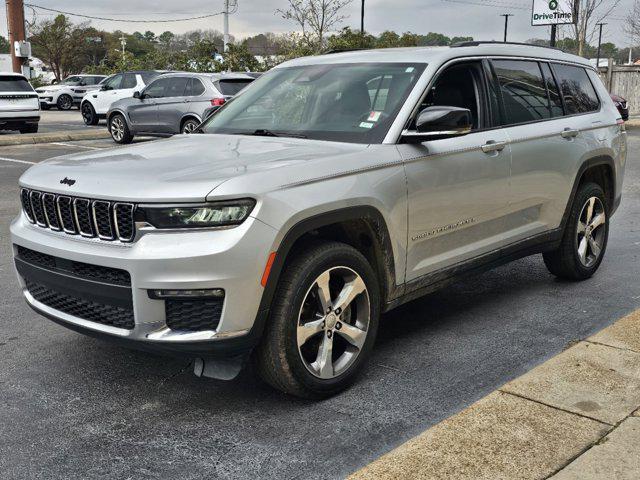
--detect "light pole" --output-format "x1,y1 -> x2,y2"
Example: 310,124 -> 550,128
360,0 -> 365,34
595,23 -> 606,70
501,14 -> 513,43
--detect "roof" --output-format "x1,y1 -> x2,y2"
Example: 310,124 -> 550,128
161,71 -> 256,81
278,44 -> 592,69
0,72 -> 27,78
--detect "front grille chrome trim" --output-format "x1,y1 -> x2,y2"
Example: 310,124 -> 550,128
113,203 -> 135,242
29,191 -> 48,227
92,200 -> 115,240
73,198 -> 95,238
42,193 -> 62,231
20,188 -> 35,223
56,195 -> 77,234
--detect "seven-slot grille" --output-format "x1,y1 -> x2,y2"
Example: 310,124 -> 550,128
20,188 -> 136,242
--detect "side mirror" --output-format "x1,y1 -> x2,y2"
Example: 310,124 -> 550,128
100,85 -> 109,91
403,106 -> 473,142
133,91 -> 142,99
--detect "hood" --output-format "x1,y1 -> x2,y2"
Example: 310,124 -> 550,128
36,84 -> 65,93
19,134 -> 368,202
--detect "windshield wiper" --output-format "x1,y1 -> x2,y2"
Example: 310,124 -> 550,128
251,129 -> 307,139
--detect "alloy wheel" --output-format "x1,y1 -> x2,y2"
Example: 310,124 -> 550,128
58,95 -> 73,110
182,121 -> 198,134
297,266 -> 370,380
110,116 -> 125,142
81,104 -> 93,124
576,196 -> 606,268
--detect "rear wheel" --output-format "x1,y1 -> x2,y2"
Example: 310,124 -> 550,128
56,94 -> 73,110
81,102 -> 99,126
109,114 -> 133,144
255,241 -> 380,399
543,182 -> 609,280
181,118 -> 200,134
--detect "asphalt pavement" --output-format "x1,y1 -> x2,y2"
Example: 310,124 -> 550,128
0,132 -> 639,480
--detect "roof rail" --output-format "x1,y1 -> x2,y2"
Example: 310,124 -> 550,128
451,40 -> 562,51
323,48 -> 367,55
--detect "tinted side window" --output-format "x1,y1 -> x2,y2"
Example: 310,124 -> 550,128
216,79 -> 253,96
192,79 -> 205,96
144,78 -> 169,98
493,60 -> 552,124
141,72 -> 160,85
164,77 -> 189,97
103,74 -> 122,90
539,63 -> 564,117
552,64 -> 600,115
121,73 -> 137,89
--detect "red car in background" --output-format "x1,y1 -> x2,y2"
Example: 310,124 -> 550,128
610,94 -> 629,121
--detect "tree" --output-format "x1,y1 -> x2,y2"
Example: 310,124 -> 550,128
221,43 -> 261,71
158,31 -> 175,47
564,0 -> 621,56
376,31 -> 400,48
327,27 -> 375,50
278,0 -> 352,50
30,15 -> 90,81
0,35 -> 9,54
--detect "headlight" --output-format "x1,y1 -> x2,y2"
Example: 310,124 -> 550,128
139,199 -> 256,229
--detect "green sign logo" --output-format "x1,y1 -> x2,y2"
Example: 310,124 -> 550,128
549,0 -> 558,9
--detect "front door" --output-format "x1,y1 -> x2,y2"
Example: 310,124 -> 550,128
155,76 -> 190,133
400,60 -> 512,282
128,77 -> 166,130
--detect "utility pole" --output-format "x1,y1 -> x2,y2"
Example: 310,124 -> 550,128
6,0 -> 27,74
550,24 -> 557,48
119,35 -> 127,57
500,14 -> 513,43
595,23 -> 606,70
223,0 -> 230,52
360,0 -> 365,34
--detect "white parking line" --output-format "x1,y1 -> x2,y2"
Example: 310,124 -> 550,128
49,142 -> 103,150
0,157 -> 35,165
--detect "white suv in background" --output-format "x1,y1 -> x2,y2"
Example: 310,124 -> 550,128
35,75 -> 106,111
0,73 -> 40,134
80,71 -> 164,125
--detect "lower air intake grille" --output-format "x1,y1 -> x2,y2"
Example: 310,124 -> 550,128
165,299 -> 223,332
26,280 -> 135,330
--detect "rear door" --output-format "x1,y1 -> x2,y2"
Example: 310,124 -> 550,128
155,76 -> 190,133
492,59 -> 599,237
183,77 -> 210,121
0,75 -> 38,113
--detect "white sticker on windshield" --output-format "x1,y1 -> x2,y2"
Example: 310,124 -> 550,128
368,111 -> 382,122
359,122 -> 374,129
405,67 -> 415,73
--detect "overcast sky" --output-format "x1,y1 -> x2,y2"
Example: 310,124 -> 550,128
1,0 -> 634,51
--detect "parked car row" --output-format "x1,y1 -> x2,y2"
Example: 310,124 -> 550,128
35,74 -> 106,110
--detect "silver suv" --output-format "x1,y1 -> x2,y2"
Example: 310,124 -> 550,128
11,43 -> 627,398
106,72 -> 255,143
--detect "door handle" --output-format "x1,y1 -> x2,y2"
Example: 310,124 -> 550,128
481,141 -> 507,154
561,128 -> 579,139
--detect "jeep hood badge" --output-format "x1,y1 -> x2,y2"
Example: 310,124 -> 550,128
60,177 -> 76,186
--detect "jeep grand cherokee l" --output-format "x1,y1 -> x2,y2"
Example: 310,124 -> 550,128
12,43 -> 627,398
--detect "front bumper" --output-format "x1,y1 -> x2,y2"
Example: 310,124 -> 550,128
11,213 -> 277,358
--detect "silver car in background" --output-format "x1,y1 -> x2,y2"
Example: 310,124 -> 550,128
106,72 -> 256,143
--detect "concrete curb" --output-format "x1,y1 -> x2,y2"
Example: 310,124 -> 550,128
349,309 -> 640,480
0,129 -> 110,147
626,119 -> 640,128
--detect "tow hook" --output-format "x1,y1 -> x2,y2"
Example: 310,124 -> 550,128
193,356 -> 245,381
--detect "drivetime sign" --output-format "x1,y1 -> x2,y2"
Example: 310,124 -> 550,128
532,0 -> 576,26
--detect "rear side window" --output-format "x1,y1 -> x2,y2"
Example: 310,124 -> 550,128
185,78 -> 206,96
552,64 -> 600,115
121,73 -> 137,89
0,76 -> 33,92
539,63 -> 564,117
165,77 -> 189,97
216,79 -> 253,96
492,60 -> 553,124
140,72 -> 160,84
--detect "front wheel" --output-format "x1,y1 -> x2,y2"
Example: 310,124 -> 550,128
255,241 -> 380,399
181,119 -> 200,134
81,102 -> 99,126
109,114 -> 133,144
543,182 -> 609,280
56,94 -> 73,110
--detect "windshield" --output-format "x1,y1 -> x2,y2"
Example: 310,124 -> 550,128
61,76 -> 82,85
202,63 -> 426,144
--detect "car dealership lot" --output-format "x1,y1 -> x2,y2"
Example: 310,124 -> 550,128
1,131 -> 639,479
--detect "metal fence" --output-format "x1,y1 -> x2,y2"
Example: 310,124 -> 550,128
598,64 -> 640,115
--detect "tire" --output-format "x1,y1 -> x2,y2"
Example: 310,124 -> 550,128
81,102 -> 99,126
18,123 -> 38,134
56,94 -> 73,111
254,241 -> 380,399
543,182 -> 609,280
40,104 -> 50,111
181,118 -> 200,134
108,113 -> 133,144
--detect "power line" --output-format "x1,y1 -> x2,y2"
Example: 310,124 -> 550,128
23,3 -> 235,23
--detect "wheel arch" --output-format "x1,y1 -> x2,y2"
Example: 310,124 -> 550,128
250,206 -> 399,347
562,155 -> 616,231
180,114 -> 202,130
